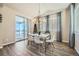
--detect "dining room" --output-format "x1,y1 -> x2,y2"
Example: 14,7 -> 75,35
0,3 -> 78,56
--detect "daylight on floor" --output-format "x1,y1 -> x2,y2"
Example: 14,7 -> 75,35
0,3 -> 79,56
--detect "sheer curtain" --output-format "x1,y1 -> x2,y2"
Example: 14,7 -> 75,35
49,14 -> 57,41
69,3 -> 75,48
40,17 -> 47,33
40,14 -> 57,41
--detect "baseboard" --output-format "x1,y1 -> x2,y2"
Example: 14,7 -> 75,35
16,39 -> 26,42
75,47 -> 79,55
2,39 -> 27,46
62,40 -> 69,43
3,41 -> 15,46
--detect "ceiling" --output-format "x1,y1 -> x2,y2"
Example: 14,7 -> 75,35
4,3 -> 70,18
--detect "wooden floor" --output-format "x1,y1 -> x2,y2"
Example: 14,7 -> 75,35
0,40 -> 78,56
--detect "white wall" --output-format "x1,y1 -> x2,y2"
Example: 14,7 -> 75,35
1,6 -> 16,45
61,9 -> 69,43
0,7 -> 3,48
0,5 -> 28,48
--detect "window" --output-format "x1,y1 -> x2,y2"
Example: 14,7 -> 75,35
16,16 -> 28,41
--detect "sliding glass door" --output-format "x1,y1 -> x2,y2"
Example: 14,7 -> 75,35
16,16 -> 27,41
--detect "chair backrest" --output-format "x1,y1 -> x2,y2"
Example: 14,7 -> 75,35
51,34 -> 55,42
46,33 -> 55,42
46,35 -> 50,40
45,33 -> 51,40
28,33 -> 38,40
34,35 -> 43,43
28,35 -> 33,40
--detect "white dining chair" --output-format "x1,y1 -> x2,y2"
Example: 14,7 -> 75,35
44,33 -> 55,55
33,35 -> 44,53
46,34 -> 55,48
28,35 -> 34,46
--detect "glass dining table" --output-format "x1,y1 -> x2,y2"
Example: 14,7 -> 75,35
28,33 -> 50,55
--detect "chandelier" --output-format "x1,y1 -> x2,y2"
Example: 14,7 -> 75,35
32,3 -> 46,34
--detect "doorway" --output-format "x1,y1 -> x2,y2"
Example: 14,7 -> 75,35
16,16 -> 28,41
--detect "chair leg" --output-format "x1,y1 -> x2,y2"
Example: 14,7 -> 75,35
30,41 -> 32,45
28,40 -> 29,45
38,44 -> 41,54
38,44 -> 40,52
52,43 -> 55,48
